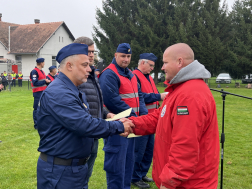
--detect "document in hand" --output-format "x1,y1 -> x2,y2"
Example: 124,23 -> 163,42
105,108 -> 132,121
105,108 -> 141,138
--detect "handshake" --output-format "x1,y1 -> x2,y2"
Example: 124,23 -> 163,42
119,118 -> 135,137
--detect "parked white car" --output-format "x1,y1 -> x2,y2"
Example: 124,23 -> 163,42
216,73 -> 232,84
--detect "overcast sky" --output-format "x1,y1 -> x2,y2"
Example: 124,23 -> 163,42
1,0 -> 236,40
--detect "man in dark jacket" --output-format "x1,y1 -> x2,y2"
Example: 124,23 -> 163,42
73,37 -> 114,185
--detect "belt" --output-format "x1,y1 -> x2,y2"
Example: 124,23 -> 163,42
40,152 -> 90,166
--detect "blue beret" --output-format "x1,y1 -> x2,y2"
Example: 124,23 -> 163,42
49,66 -> 57,71
139,53 -> 157,62
116,43 -> 132,54
56,43 -> 88,63
36,58 -> 44,63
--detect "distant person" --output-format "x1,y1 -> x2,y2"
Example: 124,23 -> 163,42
18,71 -> 23,87
1,73 -> 7,90
0,84 -> 3,92
30,58 -> 51,129
7,73 -> 12,91
130,43 -> 219,189
36,43 -> 134,189
11,71 -> 17,87
46,66 -> 57,83
131,53 -> 167,188
3,71 -> 7,77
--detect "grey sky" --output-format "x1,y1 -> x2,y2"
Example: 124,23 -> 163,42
1,0 -> 235,40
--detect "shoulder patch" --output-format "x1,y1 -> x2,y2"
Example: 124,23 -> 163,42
177,106 -> 189,115
161,105 -> 166,117
33,75 -> 37,77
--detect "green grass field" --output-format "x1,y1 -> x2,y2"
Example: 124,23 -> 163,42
0,83 -> 252,189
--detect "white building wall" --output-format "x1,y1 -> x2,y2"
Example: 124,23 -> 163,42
39,25 -> 74,70
0,43 -> 15,59
21,54 -> 38,79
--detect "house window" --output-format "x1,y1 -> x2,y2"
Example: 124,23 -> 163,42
59,36 -> 60,42
62,37 -> 63,42
15,55 -> 22,63
52,56 -> 57,66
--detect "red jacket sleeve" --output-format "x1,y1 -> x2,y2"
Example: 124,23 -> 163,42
130,107 -> 161,135
159,94 -> 206,188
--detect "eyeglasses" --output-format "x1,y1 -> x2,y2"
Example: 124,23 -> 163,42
88,50 -> 98,55
146,61 -> 155,68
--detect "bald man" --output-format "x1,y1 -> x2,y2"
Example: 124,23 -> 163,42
130,43 -> 220,189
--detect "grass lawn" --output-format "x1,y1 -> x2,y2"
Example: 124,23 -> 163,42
0,82 -> 252,189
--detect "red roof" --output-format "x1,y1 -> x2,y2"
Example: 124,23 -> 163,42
0,21 -> 75,54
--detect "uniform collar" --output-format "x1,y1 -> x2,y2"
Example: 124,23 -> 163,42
57,72 -> 80,97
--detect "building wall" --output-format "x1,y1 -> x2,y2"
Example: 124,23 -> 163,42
39,25 -> 74,70
21,54 -> 37,79
0,43 -> 15,73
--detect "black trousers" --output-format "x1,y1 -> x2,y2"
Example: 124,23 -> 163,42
18,79 -> 22,87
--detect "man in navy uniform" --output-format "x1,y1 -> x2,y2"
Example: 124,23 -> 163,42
36,43 -> 134,189
30,58 -> 51,129
46,66 -> 57,82
99,43 -> 148,189
132,53 -> 167,188
73,36 -> 115,185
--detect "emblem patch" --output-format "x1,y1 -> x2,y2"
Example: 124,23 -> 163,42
161,105 -> 166,117
177,106 -> 189,115
128,49 -> 130,52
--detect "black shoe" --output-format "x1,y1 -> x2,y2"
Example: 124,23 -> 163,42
132,180 -> 150,188
142,176 -> 154,182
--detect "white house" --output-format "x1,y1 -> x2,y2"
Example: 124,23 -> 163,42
0,14 -> 75,78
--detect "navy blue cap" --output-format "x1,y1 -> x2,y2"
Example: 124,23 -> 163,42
36,58 -> 44,63
49,66 -> 57,71
116,43 -> 132,54
56,43 -> 88,63
139,53 -> 157,62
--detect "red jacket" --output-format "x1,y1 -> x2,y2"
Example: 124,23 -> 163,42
130,79 -> 219,189
133,69 -> 159,113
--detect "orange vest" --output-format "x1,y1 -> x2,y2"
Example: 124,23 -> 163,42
102,63 -> 139,115
30,68 -> 47,93
133,69 -> 159,113
47,74 -> 55,82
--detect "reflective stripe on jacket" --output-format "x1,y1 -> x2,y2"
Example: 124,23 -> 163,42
133,69 -> 159,113
103,63 -> 140,115
47,74 -> 54,82
30,68 -> 47,93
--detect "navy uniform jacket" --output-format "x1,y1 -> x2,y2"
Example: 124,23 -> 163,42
99,58 -> 148,117
30,67 -> 46,87
134,68 -> 161,104
37,72 -> 124,159
46,74 -> 55,81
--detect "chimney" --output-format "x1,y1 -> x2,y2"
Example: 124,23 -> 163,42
0,13 -> 2,22
34,19 -> 40,24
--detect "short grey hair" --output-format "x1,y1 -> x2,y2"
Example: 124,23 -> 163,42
60,55 -> 78,68
138,59 -> 148,65
73,36 -> 94,46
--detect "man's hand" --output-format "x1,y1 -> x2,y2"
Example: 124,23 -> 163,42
160,184 -> 169,189
119,118 -> 135,137
160,92 -> 168,100
107,113 -> 115,119
0,84 -> 3,90
45,79 -> 51,83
